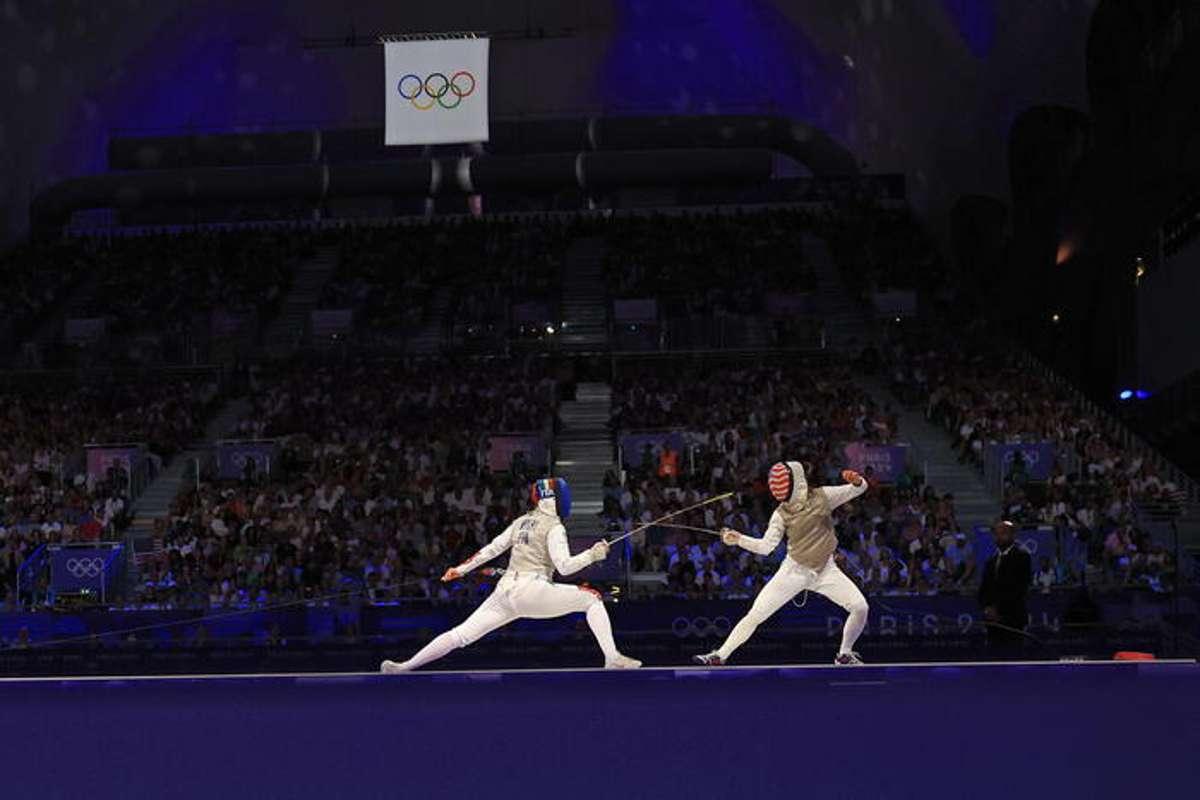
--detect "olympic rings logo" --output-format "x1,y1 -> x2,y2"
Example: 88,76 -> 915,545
671,616 -> 732,638
66,557 -> 104,578
397,71 -> 476,110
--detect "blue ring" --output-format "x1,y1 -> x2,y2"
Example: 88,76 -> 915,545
397,73 -> 423,99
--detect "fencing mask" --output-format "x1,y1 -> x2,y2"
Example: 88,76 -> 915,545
530,477 -> 572,519
768,461 -> 808,506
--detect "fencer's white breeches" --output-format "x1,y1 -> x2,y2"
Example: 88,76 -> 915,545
717,556 -> 869,661
399,574 -> 618,670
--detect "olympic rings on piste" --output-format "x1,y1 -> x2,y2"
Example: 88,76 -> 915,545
671,616 -> 732,638
397,70 -> 476,110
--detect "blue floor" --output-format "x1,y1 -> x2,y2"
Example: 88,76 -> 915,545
2,660 -> 1197,799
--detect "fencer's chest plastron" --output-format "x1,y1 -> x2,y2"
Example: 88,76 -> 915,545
506,511 -> 560,576
779,488 -> 835,570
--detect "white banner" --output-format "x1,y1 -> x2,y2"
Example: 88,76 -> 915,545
384,38 -> 489,146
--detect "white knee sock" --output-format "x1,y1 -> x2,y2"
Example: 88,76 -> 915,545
585,603 -> 620,661
401,630 -> 461,670
839,605 -> 868,655
716,616 -> 760,661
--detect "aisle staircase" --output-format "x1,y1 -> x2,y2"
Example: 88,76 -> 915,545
857,375 -> 997,532
806,235 -> 873,351
406,286 -> 452,354
259,246 -> 339,358
124,397 -> 251,585
554,382 -> 615,523
559,237 -> 609,351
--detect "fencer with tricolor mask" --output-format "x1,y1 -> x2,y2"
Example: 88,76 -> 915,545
381,477 -> 641,673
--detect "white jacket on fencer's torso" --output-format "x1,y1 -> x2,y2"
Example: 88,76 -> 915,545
503,511 -> 561,575
454,497 -> 600,579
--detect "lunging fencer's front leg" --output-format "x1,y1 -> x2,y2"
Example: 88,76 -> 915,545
694,562 -> 806,666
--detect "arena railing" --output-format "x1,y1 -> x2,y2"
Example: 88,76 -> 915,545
610,347 -> 841,371
64,195 -> 879,238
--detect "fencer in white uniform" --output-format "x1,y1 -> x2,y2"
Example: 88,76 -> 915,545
381,478 -> 641,672
694,461 -> 870,666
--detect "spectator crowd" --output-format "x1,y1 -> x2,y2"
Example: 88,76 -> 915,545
888,327 -> 1179,591
0,207 -> 1185,622
0,374 -> 220,606
135,357 -> 558,609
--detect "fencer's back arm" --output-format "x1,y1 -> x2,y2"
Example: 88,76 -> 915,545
822,479 -> 869,510
456,523 -> 515,575
548,524 -> 597,576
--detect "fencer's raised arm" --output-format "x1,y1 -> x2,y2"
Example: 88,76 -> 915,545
726,517 -> 784,556
548,524 -> 609,576
823,476 -> 869,510
454,522 -> 515,575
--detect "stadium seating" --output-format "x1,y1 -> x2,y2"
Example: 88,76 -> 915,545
137,357 -> 557,608
318,216 -> 569,348
608,361 -> 980,598
887,330 -> 1179,590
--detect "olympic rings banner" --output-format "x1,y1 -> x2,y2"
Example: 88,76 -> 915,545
384,38 -> 489,145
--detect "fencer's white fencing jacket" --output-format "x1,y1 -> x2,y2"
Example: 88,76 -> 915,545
454,498 -> 600,578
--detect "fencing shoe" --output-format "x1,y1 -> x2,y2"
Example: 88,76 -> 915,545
605,654 -> 642,669
692,652 -> 724,666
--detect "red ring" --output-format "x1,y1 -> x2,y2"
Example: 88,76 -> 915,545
449,70 -> 476,98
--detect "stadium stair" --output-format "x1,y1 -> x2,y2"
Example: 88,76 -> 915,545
124,397 -> 252,588
259,245 -> 339,358
806,235 -> 873,351
555,382 -> 616,522
560,237 -> 609,351
406,286 -> 452,354
857,375 -> 998,533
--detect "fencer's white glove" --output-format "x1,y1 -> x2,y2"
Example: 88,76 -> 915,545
720,528 -> 742,547
589,540 -> 611,562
